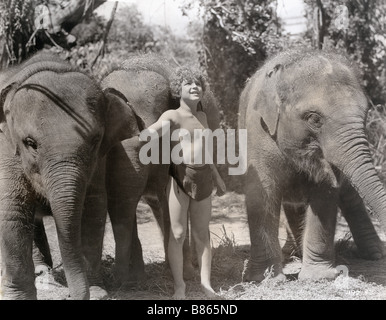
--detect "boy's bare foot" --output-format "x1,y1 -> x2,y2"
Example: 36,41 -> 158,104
172,283 -> 186,300
201,284 -> 217,298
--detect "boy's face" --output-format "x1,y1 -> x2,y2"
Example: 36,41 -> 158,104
180,78 -> 203,104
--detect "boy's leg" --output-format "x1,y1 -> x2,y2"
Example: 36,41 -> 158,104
189,196 -> 216,297
167,178 -> 189,299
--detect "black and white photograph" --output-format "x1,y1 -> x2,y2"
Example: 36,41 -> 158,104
0,0 -> 385,304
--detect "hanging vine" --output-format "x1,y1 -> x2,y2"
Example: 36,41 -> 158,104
0,0 -> 35,66
0,0 -> 106,68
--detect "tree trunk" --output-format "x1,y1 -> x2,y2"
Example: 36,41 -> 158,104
90,1 -> 118,69
47,0 -> 107,33
313,0 -> 326,50
1,0 -> 107,68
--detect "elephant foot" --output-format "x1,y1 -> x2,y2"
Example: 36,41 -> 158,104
114,269 -> 146,290
242,257 -> 284,283
89,285 -> 108,300
355,237 -> 385,260
114,265 -> 146,285
116,278 -> 146,293
298,263 -> 336,280
183,261 -> 196,280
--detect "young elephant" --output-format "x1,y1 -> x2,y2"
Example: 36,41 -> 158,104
239,49 -> 386,282
100,54 -> 173,286
0,52 -> 139,300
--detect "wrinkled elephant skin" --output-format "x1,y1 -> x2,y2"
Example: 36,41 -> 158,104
239,49 -> 386,282
0,52 -> 139,300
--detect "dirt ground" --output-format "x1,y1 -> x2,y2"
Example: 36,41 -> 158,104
36,192 -> 386,300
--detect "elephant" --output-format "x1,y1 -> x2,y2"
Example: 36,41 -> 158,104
0,51 -> 140,300
238,49 -> 386,282
93,53 -> 221,286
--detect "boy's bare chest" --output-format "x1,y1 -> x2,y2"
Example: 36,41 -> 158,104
178,113 -> 207,135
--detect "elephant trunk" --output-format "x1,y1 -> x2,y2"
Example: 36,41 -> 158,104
328,129 -> 386,235
44,160 -> 89,300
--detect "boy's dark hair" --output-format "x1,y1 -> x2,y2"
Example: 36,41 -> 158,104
170,66 -> 207,99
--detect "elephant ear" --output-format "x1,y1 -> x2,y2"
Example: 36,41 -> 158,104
0,82 -> 18,134
100,87 -> 145,155
258,64 -> 283,140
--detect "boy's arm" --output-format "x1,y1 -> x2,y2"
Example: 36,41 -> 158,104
199,113 -> 226,196
141,110 -> 176,140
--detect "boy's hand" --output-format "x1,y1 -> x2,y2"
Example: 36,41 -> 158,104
210,164 -> 226,197
214,173 -> 226,197
215,179 -> 226,197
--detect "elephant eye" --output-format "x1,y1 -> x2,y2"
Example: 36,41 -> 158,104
91,135 -> 101,151
23,137 -> 38,150
304,112 -> 323,129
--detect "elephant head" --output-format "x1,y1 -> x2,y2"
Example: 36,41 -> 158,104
245,49 -> 386,238
0,52 -> 140,299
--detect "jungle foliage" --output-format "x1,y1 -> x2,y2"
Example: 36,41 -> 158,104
1,0 -> 385,186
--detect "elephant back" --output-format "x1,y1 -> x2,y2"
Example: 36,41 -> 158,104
102,53 -> 221,131
0,52 -> 76,88
101,53 -> 178,128
121,52 -> 174,80
101,69 -> 171,128
120,52 -> 222,131
0,52 -> 96,117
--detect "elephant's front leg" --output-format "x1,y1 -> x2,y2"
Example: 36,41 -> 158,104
298,184 -> 338,280
339,179 -> 384,260
0,164 -> 36,299
107,197 -> 144,286
244,167 -> 284,283
143,189 -> 170,263
33,214 -> 53,273
106,144 -> 146,286
82,159 -> 108,300
282,202 -> 307,259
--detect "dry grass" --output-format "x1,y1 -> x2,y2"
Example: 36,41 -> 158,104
37,192 -> 386,300
219,276 -> 386,300
96,222 -> 386,300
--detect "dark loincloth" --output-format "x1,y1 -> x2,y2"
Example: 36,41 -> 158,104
169,163 -> 213,201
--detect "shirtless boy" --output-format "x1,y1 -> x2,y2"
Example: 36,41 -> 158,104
145,66 -> 226,299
